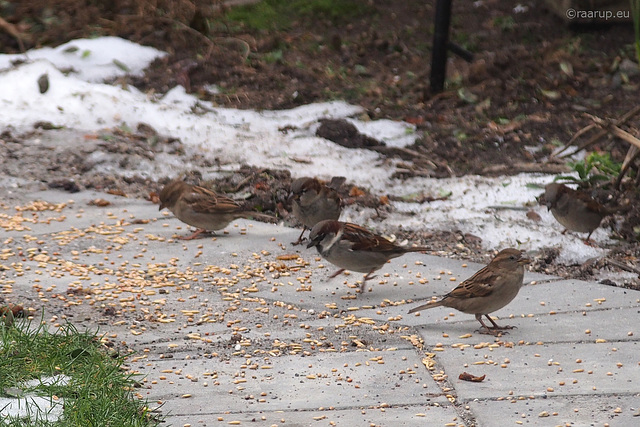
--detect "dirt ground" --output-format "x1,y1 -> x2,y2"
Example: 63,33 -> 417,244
1,0 -> 640,286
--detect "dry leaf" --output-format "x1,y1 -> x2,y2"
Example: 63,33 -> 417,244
88,198 -> 111,207
458,372 -> 486,382
11,305 -> 24,317
0,304 -> 24,326
526,210 -> 542,222
106,189 -> 127,197
349,186 -> 365,197
404,116 -> 425,125
149,192 -> 160,204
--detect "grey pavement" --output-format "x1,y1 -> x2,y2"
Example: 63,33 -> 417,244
1,185 -> 639,426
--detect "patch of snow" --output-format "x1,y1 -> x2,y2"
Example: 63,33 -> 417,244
0,375 -> 68,422
0,37 -> 615,266
0,36 -> 166,82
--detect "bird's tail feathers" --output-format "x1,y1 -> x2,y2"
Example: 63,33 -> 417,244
239,211 -> 278,223
404,246 -> 430,253
408,299 -> 443,314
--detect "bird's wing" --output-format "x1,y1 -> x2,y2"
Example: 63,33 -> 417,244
182,186 -> 241,214
341,223 -> 399,252
446,266 -> 501,299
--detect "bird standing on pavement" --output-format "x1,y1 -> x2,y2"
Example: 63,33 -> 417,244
541,183 -> 611,244
290,176 -> 345,245
307,220 -> 430,291
408,248 -> 530,335
158,179 -> 275,240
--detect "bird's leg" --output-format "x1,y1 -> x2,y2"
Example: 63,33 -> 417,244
583,231 -> 598,247
328,269 -> 345,279
179,228 -> 210,240
291,226 -> 308,246
358,269 -> 377,292
474,314 -> 514,335
362,269 -> 377,282
563,229 -> 598,247
484,314 -> 515,331
475,314 -> 499,335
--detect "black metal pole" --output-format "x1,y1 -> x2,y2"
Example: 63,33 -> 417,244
447,41 -> 474,63
430,0 -> 452,93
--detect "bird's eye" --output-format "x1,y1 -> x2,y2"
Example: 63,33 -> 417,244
509,255 -> 516,260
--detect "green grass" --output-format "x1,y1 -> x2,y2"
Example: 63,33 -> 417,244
224,0 -> 374,31
492,15 -> 515,32
0,318 -> 155,426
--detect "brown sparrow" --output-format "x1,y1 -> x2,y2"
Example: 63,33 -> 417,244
159,179 -> 275,240
408,248 -> 530,335
541,183 -> 609,243
290,176 -> 345,245
307,220 -> 430,291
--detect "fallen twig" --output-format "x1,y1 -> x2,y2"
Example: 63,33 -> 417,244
481,162 -> 570,175
605,257 -> 640,277
557,105 -> 640,158
616,146 -> 640,189
0,16 -> 28,53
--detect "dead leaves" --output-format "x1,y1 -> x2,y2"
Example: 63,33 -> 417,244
458,372 -> 486,382
349,186 -> 366,197
88,198 -> 112,207
1,304 -> 25,327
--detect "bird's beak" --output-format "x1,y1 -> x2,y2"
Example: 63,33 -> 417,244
287,192 -> 298,204
519,257 -> 532,265
306,238 -> 318,249
536,195 -> 552,211
159,203 -> 165,211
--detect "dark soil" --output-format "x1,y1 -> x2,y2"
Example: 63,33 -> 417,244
1,0 -> 639,286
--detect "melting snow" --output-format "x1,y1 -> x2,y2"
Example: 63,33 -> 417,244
0,36 -> 609,264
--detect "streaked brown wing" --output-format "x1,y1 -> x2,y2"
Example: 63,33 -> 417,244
183,186 -> 242,214
342,223 -> 399,252
446,266 -> 499,299
573,189 -> 606,214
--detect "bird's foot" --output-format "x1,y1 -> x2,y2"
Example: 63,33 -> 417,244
290,237 -> 307,246
478,325 -> 516,336
477,327 -> 506,336
291,228 -> 308,246
357,281 -> 367,293
178,229 -> 211,240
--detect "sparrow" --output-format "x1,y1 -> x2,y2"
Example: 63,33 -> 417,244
307,220 -> 430,291
290,176 -> 345,245
408,248 -> 530,335
158,179 -> 275,240
541,183 -> 610,244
